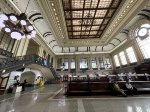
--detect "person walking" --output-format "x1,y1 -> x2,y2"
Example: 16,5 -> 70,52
22,80 -> 27,91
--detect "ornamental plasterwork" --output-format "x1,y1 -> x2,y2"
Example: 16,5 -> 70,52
129,19 -> 150,40
37,0 -> 147,47
101,0 -> 147,44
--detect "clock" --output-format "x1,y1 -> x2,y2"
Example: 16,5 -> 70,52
137,27 -> 148,39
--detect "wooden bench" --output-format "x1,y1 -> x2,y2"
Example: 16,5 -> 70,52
66,75 -> 150,95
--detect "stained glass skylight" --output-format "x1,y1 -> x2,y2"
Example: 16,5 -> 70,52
62,0 -> 122,39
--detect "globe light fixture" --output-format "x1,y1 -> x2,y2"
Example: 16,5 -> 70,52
0,22 -> 5,28
5,28 -> 11,32
10,15 -> 17,21
0,14 -> 8,21
0,0 -> 36,40
20,20 -> 27,25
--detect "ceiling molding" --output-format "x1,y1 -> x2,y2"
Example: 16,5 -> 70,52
29,13 -> 42,20
104,0 -> 148,44
33,17 -> 44,22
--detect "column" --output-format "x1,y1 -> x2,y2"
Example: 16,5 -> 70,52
133,40 -> 144,64
108,55 -> 115,70
55,57 -> 58,69
88,56 -> 92,70
38,46 -> 44,57
21,38 -> 29,56
12,41 -> 20,56
96,57 -> 100,70
124,50 -> 130,65
15,38 -> 29,56
62,58 -> 64,65
76,56 -> 80,71
68,58 -> 71,71
52,56 -> 56,69
118,54 -> 122,68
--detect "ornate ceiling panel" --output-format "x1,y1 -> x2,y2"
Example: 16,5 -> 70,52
62,0 -> 122,39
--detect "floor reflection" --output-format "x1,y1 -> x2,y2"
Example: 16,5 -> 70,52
0,84 -> 150,112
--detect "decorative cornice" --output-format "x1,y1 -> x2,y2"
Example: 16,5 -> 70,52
103,0 -> 148,44
36,0 -> 148,47
129,19 -> 150,39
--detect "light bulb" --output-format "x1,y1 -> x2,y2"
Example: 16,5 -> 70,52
27,35 -> 32,39
11,32 -> 22,40
0,14 -> 8,21
28,25 -> 33,30
10,15 -> 17,21
5,28 -> 11,32
0,22 -> 5,28
0,19 -> 4,23
20,20 -> 26,25
32,30 -> 36,35
31,33 -> 35,37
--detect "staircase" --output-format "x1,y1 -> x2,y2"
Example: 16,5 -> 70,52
0,54 -> 59,79
0,48 -> 13,58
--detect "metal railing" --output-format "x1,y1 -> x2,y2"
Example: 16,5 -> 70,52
0,54 -> 59,79
0,48 -> 13,57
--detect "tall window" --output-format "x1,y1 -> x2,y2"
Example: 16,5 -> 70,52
57,58 -> 62,68
99,57 -> 105,69
136,24 -> 150,59
126,47 -> 137,63
70,58 -> 75,69
119,51 -> 127,65
114,55 -> 120,67
80,58 -> 88,69
64,59 -> 69,69
91,58 -> 97,69
104,57 -> 112,69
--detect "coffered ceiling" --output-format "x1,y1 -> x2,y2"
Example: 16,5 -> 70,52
8,0 -> 149,54
62,0 -> 122,39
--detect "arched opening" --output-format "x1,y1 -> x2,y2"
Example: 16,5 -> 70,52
20,71 -> 36,86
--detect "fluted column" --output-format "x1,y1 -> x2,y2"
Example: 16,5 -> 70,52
15,38 -> 29,56
88,56 -> 92,70
68,58 -> 71,71
96,57 -> 100,70
38,46 -> 44,57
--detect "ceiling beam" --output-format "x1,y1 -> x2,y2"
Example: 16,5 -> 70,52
68,30 -> 102,32
29,13 -> 42,20
64,7 -> 116,11
33,17 -> 44,22
87,0 -> 101,38
80,0 -> 86,39
96,0 -> 122,37
66,17 -> 111,20
67,24 -> 107,27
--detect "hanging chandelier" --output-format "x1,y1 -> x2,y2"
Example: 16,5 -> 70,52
0,0 -> 36,40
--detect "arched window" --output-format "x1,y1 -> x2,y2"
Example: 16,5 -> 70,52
80,58 -> 88,69
136,24 -> 150,59
70,58 -> 75,69
114,55 -> 120,67
91,58 -> 97,69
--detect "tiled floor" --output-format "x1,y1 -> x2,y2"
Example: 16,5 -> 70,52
0,84 -> 150,112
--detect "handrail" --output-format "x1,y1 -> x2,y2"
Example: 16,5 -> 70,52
0,48 -> 13,57
0,54 -> 59,79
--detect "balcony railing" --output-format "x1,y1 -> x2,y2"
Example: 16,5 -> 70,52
0,54 -> 59,79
